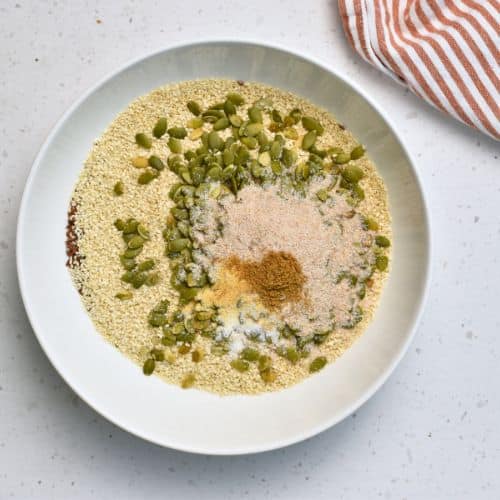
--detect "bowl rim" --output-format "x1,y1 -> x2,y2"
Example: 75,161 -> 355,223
16,38 -> 432,455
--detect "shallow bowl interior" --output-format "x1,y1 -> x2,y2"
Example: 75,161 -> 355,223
17,41 -> 430,454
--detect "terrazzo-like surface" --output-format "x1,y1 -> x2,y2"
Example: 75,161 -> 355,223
0,1 -> 498,499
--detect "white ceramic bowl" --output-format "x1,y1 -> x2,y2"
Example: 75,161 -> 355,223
17,40 -> 431,455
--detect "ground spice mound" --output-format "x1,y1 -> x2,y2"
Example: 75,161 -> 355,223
226,251 -> 306,310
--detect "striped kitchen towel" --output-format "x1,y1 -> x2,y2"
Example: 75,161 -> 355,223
338,0 -> 500,140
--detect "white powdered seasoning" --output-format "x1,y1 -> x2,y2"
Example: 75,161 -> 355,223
69,79 -> 391,395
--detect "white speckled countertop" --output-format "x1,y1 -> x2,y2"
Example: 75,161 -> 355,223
0,1 -> 498,498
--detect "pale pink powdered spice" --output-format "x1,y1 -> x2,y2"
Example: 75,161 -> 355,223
194,182 -> 374,336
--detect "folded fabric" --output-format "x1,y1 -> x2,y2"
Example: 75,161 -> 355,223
338,0 -> 499,140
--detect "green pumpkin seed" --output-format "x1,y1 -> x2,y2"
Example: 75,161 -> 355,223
375,235 -> 391,247
131,156 -> 149,168
240,136 -> 258,149
178,343 -> 191,355
342,165 -> 364,183
113,181 -> 124,195
191,166 -> 205,186
143,358 -> 155,375
202,110 -> 224,122
178,287 -> 198,303
289,108 -> 302,123
181,372 -> 195,389
230,359 -> 249,372
122,219 -> 138,234
168,238 -> 190,253
187,100 -> 202,116
271,160 -> 282,175
149,313 -> 167,327
226,92 -> 244,105
210,102 -> 225,110
208,131 -> 224,151
362,217 -> 379,231
161,331 -> 176,346
153,299 -> 169,313
138,259 -> 155,271
153,117 -> 167,138
240,347 -> 260,362
136,223 -> 150,240
282,148 -> 298,167
302,116 -> 324,135
250,162 -> 263,178
260,367 -> 277,383
148,155 -> 165,171
135,133 -> 152,149
334,152 -> 351,164
131,272 -> 147,289
121,271 -> 135,283
285,347 -> 300,363
248,106 -> 263,123
138,169 -> 157,184
316,189 -> 329,202
122,232 -> 135,243
127,235 -> 144,249
229,114 -> 243,127
222,165 -> 236,180
258,355 -> 272,372
301,130 -> 317,150
213,117 -> 230,130
123,246 -> 142,258
270,140 -> 282,160
245,122 -> 264,137
207,165 -> 223,180
309,356 -> 327,373
120,255 -> 136,271
171,207 -> 189,220
145,273 -> 161,286
271,109 -> 283,123
258,151 -> 271,168
151,348 -> 165,362
191,348 -> 204,363
257,130 -> 269,147
284,127 -> 298,140
179,167 -> 193,184
295,162 -> 310,181
328,146 -> 343,157
375,255 -> 389,271
168,127 -> 187,139
351,184 -> 365,201
351,145 -> 365,160
187,117 -> 204,129
223,149 -> 235,166
189,128 -> 203,140
115,291 -> 133,300
211,343 -> 228,356
114,218 -> 125,231
223,99 -> 237,116
168,137 -> 183,154
309,145 -> 327,159
194,310 -> 213,321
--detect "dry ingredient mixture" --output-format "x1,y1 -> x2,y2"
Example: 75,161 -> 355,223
67,79 -> 391,395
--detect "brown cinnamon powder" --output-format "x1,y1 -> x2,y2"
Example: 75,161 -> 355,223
225,251 -> 306,311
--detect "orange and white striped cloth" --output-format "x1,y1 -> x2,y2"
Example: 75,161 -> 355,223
338,0 -> 500,140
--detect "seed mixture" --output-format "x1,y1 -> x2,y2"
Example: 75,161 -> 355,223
67,79 -> 391,395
